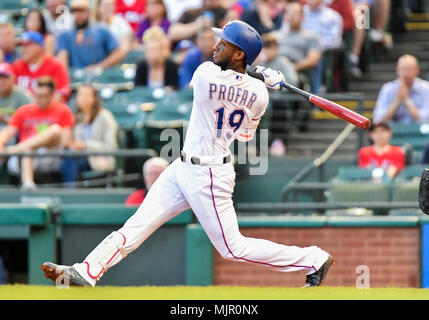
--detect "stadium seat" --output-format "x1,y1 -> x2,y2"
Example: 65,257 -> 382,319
391,123 -> 429,137
0,0 -> 38,13
391,136 -> 428,152
133,94 -> 192,152
326,179 -> 391,215
395,164 -> 427,181
336,166 -> 378,181
92,65 -> 136,84
123,49 -> 144,64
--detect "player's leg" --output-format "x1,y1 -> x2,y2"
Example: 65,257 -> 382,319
43,159 -> 190,286
178,163 -> 331,283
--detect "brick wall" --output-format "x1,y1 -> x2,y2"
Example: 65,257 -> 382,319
213,227 -> 420,287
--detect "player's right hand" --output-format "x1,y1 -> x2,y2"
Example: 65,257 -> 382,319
253,66 -> 285,90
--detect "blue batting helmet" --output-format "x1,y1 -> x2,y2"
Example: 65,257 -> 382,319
212,20 -> 262,66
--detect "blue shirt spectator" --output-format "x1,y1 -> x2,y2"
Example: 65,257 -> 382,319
57,23 -> 119,69
56,0 -> 122,70
301,1 -> 343,50
178,27 -> 215,89
241,0 -> 283,36
373,55 -> 429,124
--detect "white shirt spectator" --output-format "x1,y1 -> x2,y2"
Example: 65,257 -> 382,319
373,78 -> 429,124
302,4 -> 343,50
163,0 -> 202,22
101,15 -> 133,45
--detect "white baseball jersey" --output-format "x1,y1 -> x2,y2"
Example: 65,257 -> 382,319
183,61 -> 269,157
72,62 -> 329,287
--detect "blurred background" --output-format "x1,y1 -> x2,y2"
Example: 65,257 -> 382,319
0,0 -> 429,289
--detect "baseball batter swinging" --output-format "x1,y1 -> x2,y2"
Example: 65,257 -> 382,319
42,21 -> 334,287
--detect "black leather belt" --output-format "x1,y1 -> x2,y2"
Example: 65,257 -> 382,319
180,151 -> 231,165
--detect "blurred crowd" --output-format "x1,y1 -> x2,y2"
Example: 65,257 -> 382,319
0,0 -> 426,188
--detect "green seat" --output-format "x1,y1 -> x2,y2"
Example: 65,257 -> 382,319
336,166 -> 377,181
0,188 -> 134,204
391,123 -> 429,137
391,180 -> 419,202
391,136 -> 428,151
133,95 -> 191,152
92,66 -> 135,84
327,180 -> 391,203
123,49 -> 144,64
0,0 -> 38,12
69,68 -> 90,84
396,164 -> 427,181
327,180 -> 391,215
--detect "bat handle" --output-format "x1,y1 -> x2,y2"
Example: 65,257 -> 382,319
280,81 -> 312,99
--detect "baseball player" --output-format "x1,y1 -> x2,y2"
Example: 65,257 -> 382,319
42,20 -> 334,287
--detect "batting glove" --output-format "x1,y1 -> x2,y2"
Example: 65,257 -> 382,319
253,66 -> 285,90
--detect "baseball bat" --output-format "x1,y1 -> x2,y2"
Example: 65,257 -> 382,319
247,70 -> 370,129
280,81 -> 371,130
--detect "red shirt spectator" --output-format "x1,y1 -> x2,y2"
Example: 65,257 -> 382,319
357,122 -> 405,178
9,101 -> 74,142
328,0 -> 355,32
125,189 -> 146,205
11,31 -> 71,102
358,145 -> 405,172
116,0 -> 146,31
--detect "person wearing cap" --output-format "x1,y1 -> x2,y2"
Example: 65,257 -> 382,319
358,121 -> 405,179
11,31 -> 71,103
56,0 -> 124,71
0,63 -> 33,125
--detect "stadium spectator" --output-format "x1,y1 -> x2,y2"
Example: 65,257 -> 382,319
276,2 -> 322,87
136,0 -> 171,42
115,0 -> 146,32
327,0 -> 355,34
125,156 -> 169,205
241,0 -> 283,35
373,55 -> 429,124
56,0 -> 123,71
358,121 -> 405,179
349,0 -> 392,78
167,0 -> 227,43
0,77 -> 74,189
302,0 -> 343,93
258,33 -> 298,86
163,0 -> 202,23
0,63 -> 33,126
0,22 -> 20,64
134,27 -> 179,90
43,0 -> 74,38
12,31 -> 71,103
61,85 -> 118,185
256,32 -> 298,157
25,9 -> 55,57
95,0 -> 133,54
178,27 -> 216,89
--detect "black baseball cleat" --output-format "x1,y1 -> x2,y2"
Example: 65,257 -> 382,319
41,262 -> 92,287
303,256 -> 335,287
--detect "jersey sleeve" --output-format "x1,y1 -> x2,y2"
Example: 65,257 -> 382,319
189,61 -> 220,89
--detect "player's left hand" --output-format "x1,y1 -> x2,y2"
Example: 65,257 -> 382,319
253,66 -> 285,90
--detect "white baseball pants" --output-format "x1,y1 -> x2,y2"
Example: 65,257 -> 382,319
74,158 -> 330,286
